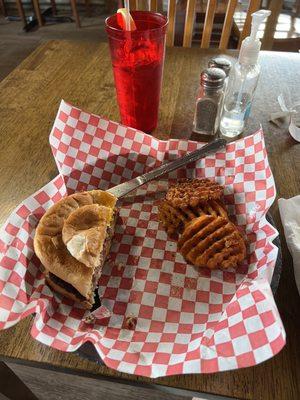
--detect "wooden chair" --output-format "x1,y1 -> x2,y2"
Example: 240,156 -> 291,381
128,0 -> 159,11
262,0 -> 283,50
126,0 -> 263,49
70,0 -> 92,27
167,0 -> 262,49
15,0 -> 89,29
0,0 -> 7,16
15,0 -> 27,27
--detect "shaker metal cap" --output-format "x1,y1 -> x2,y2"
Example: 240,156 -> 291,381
201,67 -> 226,88
208,57 -> 232,76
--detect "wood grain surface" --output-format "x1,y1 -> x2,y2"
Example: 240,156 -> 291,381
0,41 -> 299,400
5,361 -> 192,400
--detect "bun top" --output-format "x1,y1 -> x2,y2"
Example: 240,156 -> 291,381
62,204 -> 111,269
34,190 -> 117,298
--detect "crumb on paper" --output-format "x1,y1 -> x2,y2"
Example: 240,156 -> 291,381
170,286 -> 182,298
84,314 -> 96,324
125,314 -> 137,330
185,278 -> 196,290
131,256 -> 139,264
83,306 -> 111,324
106,258 -> 115,268
116,262 -> 125,271
101,308 -> 111,318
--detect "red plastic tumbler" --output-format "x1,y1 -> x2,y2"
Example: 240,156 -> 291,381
105,11 -> 168,133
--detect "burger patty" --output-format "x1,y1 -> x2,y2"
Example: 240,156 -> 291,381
48,272 -> 86,301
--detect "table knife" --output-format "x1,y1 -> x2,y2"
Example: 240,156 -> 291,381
107,138 -> 226,199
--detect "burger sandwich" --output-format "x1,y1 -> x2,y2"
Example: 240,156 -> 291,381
34,190 -> 117,309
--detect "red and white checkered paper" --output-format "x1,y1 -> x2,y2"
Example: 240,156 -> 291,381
0,100 -> 285,377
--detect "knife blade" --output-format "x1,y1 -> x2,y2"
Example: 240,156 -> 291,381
106,138 -> 226,199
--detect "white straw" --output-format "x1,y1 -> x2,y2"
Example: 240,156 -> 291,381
124,0 -> 130,31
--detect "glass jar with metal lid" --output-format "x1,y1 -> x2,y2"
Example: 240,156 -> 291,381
208,57 -> 232,77
193,67 -> 226,136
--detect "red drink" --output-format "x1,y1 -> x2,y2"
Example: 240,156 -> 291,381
105,11 -> 168,133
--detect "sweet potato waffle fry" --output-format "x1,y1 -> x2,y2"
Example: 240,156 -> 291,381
178,215 -> 246,269
165,178 -> 224,208
158,199 -> 228,237
159,178 -> 246,270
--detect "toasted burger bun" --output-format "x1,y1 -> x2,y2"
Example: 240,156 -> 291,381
34,190 -> 117,307
62,204 -> 112,270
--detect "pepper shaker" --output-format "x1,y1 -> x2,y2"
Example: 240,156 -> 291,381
193,67 -> 226,136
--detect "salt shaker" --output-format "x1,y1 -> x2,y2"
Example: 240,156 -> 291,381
193,67 -> 226,136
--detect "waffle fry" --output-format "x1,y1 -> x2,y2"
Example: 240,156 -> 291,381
166,178 -> 224,208
178,215 -> 246,270
158,199 -> 228,237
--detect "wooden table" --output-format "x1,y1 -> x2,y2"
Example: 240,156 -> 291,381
0,41 -> 299,400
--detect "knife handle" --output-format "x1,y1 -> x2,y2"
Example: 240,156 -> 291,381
107,138 -> 226,199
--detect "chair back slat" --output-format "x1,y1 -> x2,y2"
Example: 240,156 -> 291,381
201,0 -> 217,48
262,0 -> 283,50
183,0 -> 197,47
150,0 -> 158,12
238,0 -> 261,48
166,0 -> 176,46
219,0 -> 238,50
126,0 -> 265,50
129,0 -> 137,11
128,0 -> 158,12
